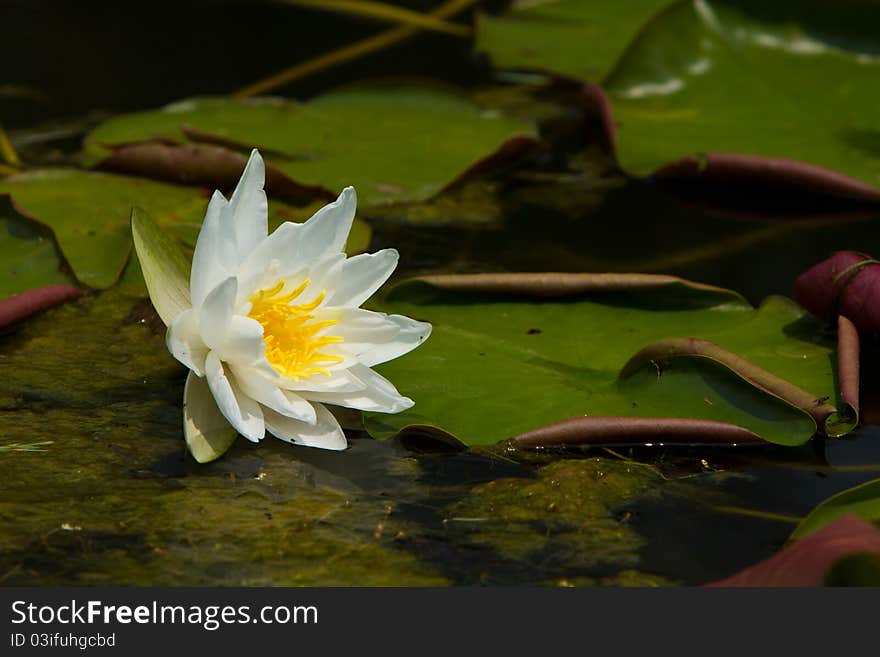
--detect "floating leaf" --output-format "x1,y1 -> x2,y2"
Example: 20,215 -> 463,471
0,169 -> 371,290
706,515 -> 880,587
476,0 -> 670,81
366,273 -> 841,447
0,197 -> 74,298
791,479 -> 880,540
605,0 -> 880,194
83,87 -> 538,207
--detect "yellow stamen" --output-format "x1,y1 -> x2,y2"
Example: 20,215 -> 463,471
248,278 -> 344,379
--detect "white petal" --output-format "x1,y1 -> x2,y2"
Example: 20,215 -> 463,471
357,315 -> 433,367
198,276 -> 237,350
317,307 -> 400,357
277,367 -> 367,394
228,149 -> 268,262
190,190 -> 235,309
264,402 -> 347,450
205,351 -> 265,442
305,364 -> 413,413
166,309 -> 208,375
233,366 -> 317,424
327,249 -> 398,308
215,315 -> 274,377
298,186 -> 357,259
183,371 -> 238,463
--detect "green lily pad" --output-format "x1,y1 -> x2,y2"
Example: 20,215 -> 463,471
0,196 -> 74,298
0,169 -> 372,290
792,479 -> 880,540
604,0 -> 880,190
82,86 -> 538,207
366,277 -> 839,446
476,0 -> 670,81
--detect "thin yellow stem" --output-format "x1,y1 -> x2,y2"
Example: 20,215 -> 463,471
277,0 -> 470,36
232,0 -> 475,99
0,122 -> 21,168
711,505 -> 802,524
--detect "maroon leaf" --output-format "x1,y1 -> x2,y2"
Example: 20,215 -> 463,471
705,514 -> 880,587
0,285 -> 83,330
795,251 -> 880,335
514,416 -> 766,448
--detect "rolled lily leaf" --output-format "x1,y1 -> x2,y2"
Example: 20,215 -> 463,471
795,251 -> 880,335
706,514 -> 880,587
0,284 -> 82,330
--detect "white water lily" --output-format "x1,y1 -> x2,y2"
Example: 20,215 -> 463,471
136,149 -> 430,461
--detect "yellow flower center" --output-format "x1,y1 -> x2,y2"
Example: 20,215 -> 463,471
247,278 -> 344,379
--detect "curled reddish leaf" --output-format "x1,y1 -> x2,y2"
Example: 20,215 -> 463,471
706,515 -> 880,587
795,251 -> 880,334
514,416 -> 766,448
0,284 -> 83,330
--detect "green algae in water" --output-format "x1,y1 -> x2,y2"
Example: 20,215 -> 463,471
446,457 -> 675,586
0,289 -> 729,586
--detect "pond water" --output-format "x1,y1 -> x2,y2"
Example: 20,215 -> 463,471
2,1 -> 879,586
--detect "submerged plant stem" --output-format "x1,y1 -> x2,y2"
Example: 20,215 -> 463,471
277,0 -> 471,36
233,0 -> 475,98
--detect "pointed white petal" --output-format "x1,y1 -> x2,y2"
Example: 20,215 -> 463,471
358,315 -> 432,367
298,186 -> 356,259
305,364 -> 413,413
317,307 -> 400,357
198,277 -> 237,350
166,309 -> 208,375
327,249 -> 398,308
183,371 -> 238,463
228,149 -> 268,262
190,191 -> 235,309
205,351 -> 265,442
277,367 -> 367,394
233,366 -> 317,424
264,402 -> 347,451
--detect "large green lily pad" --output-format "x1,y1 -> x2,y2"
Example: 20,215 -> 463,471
82,86 -> 538,208
0,170 -> 371,290
0,197 -> 74,298
604,0 -> 880,189
476,0 -> 671,81
366,278 -> 839,446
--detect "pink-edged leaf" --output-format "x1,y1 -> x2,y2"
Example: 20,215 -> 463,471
706,514 -> 880,587
0,284 -> 83,330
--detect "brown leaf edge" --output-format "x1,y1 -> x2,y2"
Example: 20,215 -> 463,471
619,337 -> 854,438
514,416 -> 766,448
412,271 -> 744,301
94,131 -> 540,208
96,141 -> 334,205
705,514 -> 880,587
579,84 -> 880,204
0,284 -> 83,331
837,315 -> 860,425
